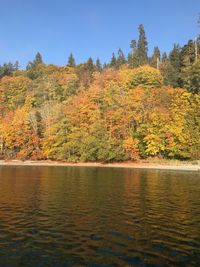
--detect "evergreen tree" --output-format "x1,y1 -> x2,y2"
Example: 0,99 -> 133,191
161,52 -> 168,63
26,52 -> 44,79
26,52 -> 43,70
110,53 -> 117,68
180,55 -> 192,88
67,53 -> 76,67
116,48 -> 126,68
163,44 -> 181,87
149,47 -> 161,69
160,52 -> 178,87
137,24 -> 148,65
184,60 -> 200,93
0,62 -> 18,78
103,62 -> 108,69
14,61 -> 19,70
86,57 -> 95,72
128,39 -> 138,67
130,39 -> 137,51
96,58 -> 102,71
180,40 -> 196,65
169,44 -> 181,70
163,63 -> 179,87
34,52 -> 43,66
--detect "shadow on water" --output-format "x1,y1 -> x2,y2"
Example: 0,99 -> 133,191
0,166 -> 200,266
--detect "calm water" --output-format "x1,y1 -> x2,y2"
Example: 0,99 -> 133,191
0,166 -> 200,266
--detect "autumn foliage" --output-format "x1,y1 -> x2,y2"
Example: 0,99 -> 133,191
0,63 -> 199,161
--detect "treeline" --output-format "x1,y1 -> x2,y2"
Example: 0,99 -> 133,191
0,25 -> 199,161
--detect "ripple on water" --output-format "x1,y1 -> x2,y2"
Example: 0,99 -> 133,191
0,166 -> 200,266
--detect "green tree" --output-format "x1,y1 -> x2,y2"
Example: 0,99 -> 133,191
96,58 -> 102,71
180,40 -> 196,65
86,57 -> 95,72
116,48 -> 126,68
0,62 -> 19,78
26,52 -> 44,79
34,52 -> 43,66
170,44 -> 181,70
150,47 -> 161,69
67,53 -> 76,67
110,53 -> 117,68
137,24 -> 148,65
163,44 -> 181,87
128,39 -> 138,68
185,60 -> 200,93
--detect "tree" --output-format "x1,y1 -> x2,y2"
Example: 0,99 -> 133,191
26,52 -> 44,79
86,57 -> 95,72
34,52 -> 43,65
184,60 -> 200,93
137,24 -> 148,65
180,40 -> 196,65
161,52 -> 168,64
170,44 -> 181,69
0,76 -> 32,112
0,24 -> 200,162
120,65 -> 163,89
180,55 -> 192,89
116,48 -> 126,68
67,53 -> 76,67
128,39 -> 138,68
96,58 -> 102,72
130,39 -> 137,51
150,47 -> 161,69
0,62 -> 19,78
166,44 -> 181,87
163,63 -> 179,87
110,53 -> 117,68
1,106 -> 44,159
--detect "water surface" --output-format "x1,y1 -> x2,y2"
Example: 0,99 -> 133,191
0,166 -> 200,266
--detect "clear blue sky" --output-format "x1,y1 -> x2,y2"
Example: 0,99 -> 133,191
0,0 -> 199,68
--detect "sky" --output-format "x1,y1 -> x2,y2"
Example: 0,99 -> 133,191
0,0 -> 199,68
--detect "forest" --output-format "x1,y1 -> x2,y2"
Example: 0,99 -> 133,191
0,24 -> 200,162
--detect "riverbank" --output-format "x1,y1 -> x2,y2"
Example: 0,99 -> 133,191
0,160 -> 199,172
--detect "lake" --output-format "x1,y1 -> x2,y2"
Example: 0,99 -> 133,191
0,166 -> 200,266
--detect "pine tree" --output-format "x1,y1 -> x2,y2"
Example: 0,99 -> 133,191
130,39 -> 137,51
26,52 -> 43,70
26,52 -> 44,79
163,44 -> 181,87
150,47 -> 161,69
0,62 -> 18,78
96,58 -> 102,71
161,52 -> 168,63
34,52 -> 43,66
116,48 -> 126,68
184,60 -> 200,93
110,53 -> 117,68
180,40 -> 197,67
137,24 -> 148,65
128,39 -> 138,67
67,53 -> 76,67
103,62 -> 108,69
160,51 -> 179,87
169,44 -> 181,69
14,61 -> 19,70
180,55 -> 192,88
86,57 -> 94,72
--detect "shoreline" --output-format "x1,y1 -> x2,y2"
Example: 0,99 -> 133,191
0,160 -> 199,172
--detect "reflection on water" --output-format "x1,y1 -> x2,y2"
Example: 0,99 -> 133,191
0,166 -> 200,266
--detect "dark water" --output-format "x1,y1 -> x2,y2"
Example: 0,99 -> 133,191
0,166 -> 200,267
